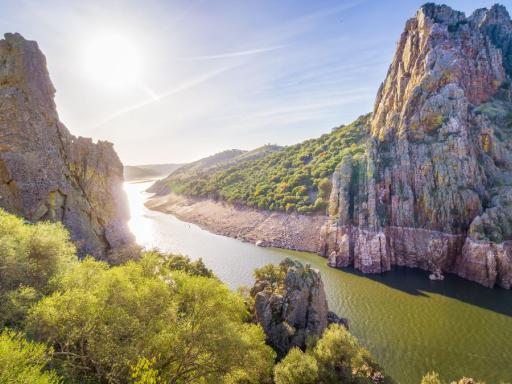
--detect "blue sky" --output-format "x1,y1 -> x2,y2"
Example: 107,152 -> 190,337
1,0 -> 510,164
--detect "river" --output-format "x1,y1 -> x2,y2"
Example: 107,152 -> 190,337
125,181 -> 512,384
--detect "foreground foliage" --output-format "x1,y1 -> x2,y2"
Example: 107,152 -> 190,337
274,324 -> 390,384
158,115 -> 369,214
25,256 -> 274,384
0,330 -> 62,384
0,209 -> 77,328
0,209 -> 274,384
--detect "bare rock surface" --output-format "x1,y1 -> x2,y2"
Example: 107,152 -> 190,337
0,33 -> 133,260
321,4 -> 512,288
250,258 -> 345,357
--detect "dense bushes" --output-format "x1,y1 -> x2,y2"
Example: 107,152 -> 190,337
0,209 -> 275,384
0,330 -> 62,384
0,209 -> 77,328
160,114 -> 370,214
274,324 -> 391,384
26,257 -> 274,383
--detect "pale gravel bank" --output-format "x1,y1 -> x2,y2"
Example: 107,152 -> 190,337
145,193 -> 327,253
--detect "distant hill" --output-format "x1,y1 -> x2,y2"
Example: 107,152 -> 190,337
148,145 -> 283,194
147,118 -> 368,213
124,163 -> 183,182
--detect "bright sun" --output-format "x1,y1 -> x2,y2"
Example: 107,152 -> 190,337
83,33 -> 141,88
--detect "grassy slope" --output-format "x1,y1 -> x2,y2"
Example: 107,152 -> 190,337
153,114 -> 370,214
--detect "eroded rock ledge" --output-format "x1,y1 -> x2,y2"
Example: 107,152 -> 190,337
0,33 -> 133,260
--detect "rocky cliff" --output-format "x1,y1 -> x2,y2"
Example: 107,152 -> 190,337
250,259 -> 346,357
0,33 -> 133,260
321,4 -> 512,288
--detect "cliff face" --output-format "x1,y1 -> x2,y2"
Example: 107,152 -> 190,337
0,33 -> 133,260
250,259 -> 346,357
322,4 -> 512,288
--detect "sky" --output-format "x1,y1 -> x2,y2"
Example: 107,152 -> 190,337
1,0 -> 511,165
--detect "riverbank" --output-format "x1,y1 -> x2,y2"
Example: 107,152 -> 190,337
145,192 -> 327,253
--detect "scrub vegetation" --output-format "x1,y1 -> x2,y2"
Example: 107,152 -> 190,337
156,115 -> 370,214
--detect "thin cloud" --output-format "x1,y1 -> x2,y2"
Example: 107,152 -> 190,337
253,0 -> 368,45
161,0 -> 204,30
182,45 -> 286,60
92,64 -> 239,129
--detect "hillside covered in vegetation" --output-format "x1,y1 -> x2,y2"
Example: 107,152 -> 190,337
151,114 -> 370,214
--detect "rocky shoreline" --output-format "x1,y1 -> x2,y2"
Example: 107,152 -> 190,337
145,192 -> 327,253
146,192 -> 512,289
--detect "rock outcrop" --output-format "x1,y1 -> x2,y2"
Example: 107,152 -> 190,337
321,4 -> 512,288
0,33 -> 133,260
250,258 -> 346,357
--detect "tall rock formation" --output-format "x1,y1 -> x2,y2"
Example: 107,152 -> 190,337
0,33 -> 134,260
250,258 -> 346,357
322,4 -> 512,288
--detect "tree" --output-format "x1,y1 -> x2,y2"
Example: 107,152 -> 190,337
313,324 -> 390,383
151,271 -> 275,384
274,348 -> 319,384
0,209 -> 77,328
131,357 -> 163,384
26,255 -> 275,384
0,209 -> 77,294
0,330 -> 62,384
313,324 -> 361,383
274,324 -> 391,384
158,252 -> 213,278
421,372 -> 442,384
253,264 -> 286,292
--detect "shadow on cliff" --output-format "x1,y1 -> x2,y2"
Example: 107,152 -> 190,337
340,266 -> 512,317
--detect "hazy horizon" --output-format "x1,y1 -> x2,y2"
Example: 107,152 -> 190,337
1,0 -> 509,165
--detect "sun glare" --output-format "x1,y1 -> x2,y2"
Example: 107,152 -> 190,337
83,33 -> 141,88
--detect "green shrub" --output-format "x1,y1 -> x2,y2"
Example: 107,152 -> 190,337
0,330 -> 62,384
274,348 -> 319,384
26,254 -> 275,383
0,209 -> 78,327
275,324 -> 391,384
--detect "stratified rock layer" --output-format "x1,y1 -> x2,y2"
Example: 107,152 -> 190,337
251,259 -> 346,357
321,4 -> 512,288
0,33 -> 133,259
